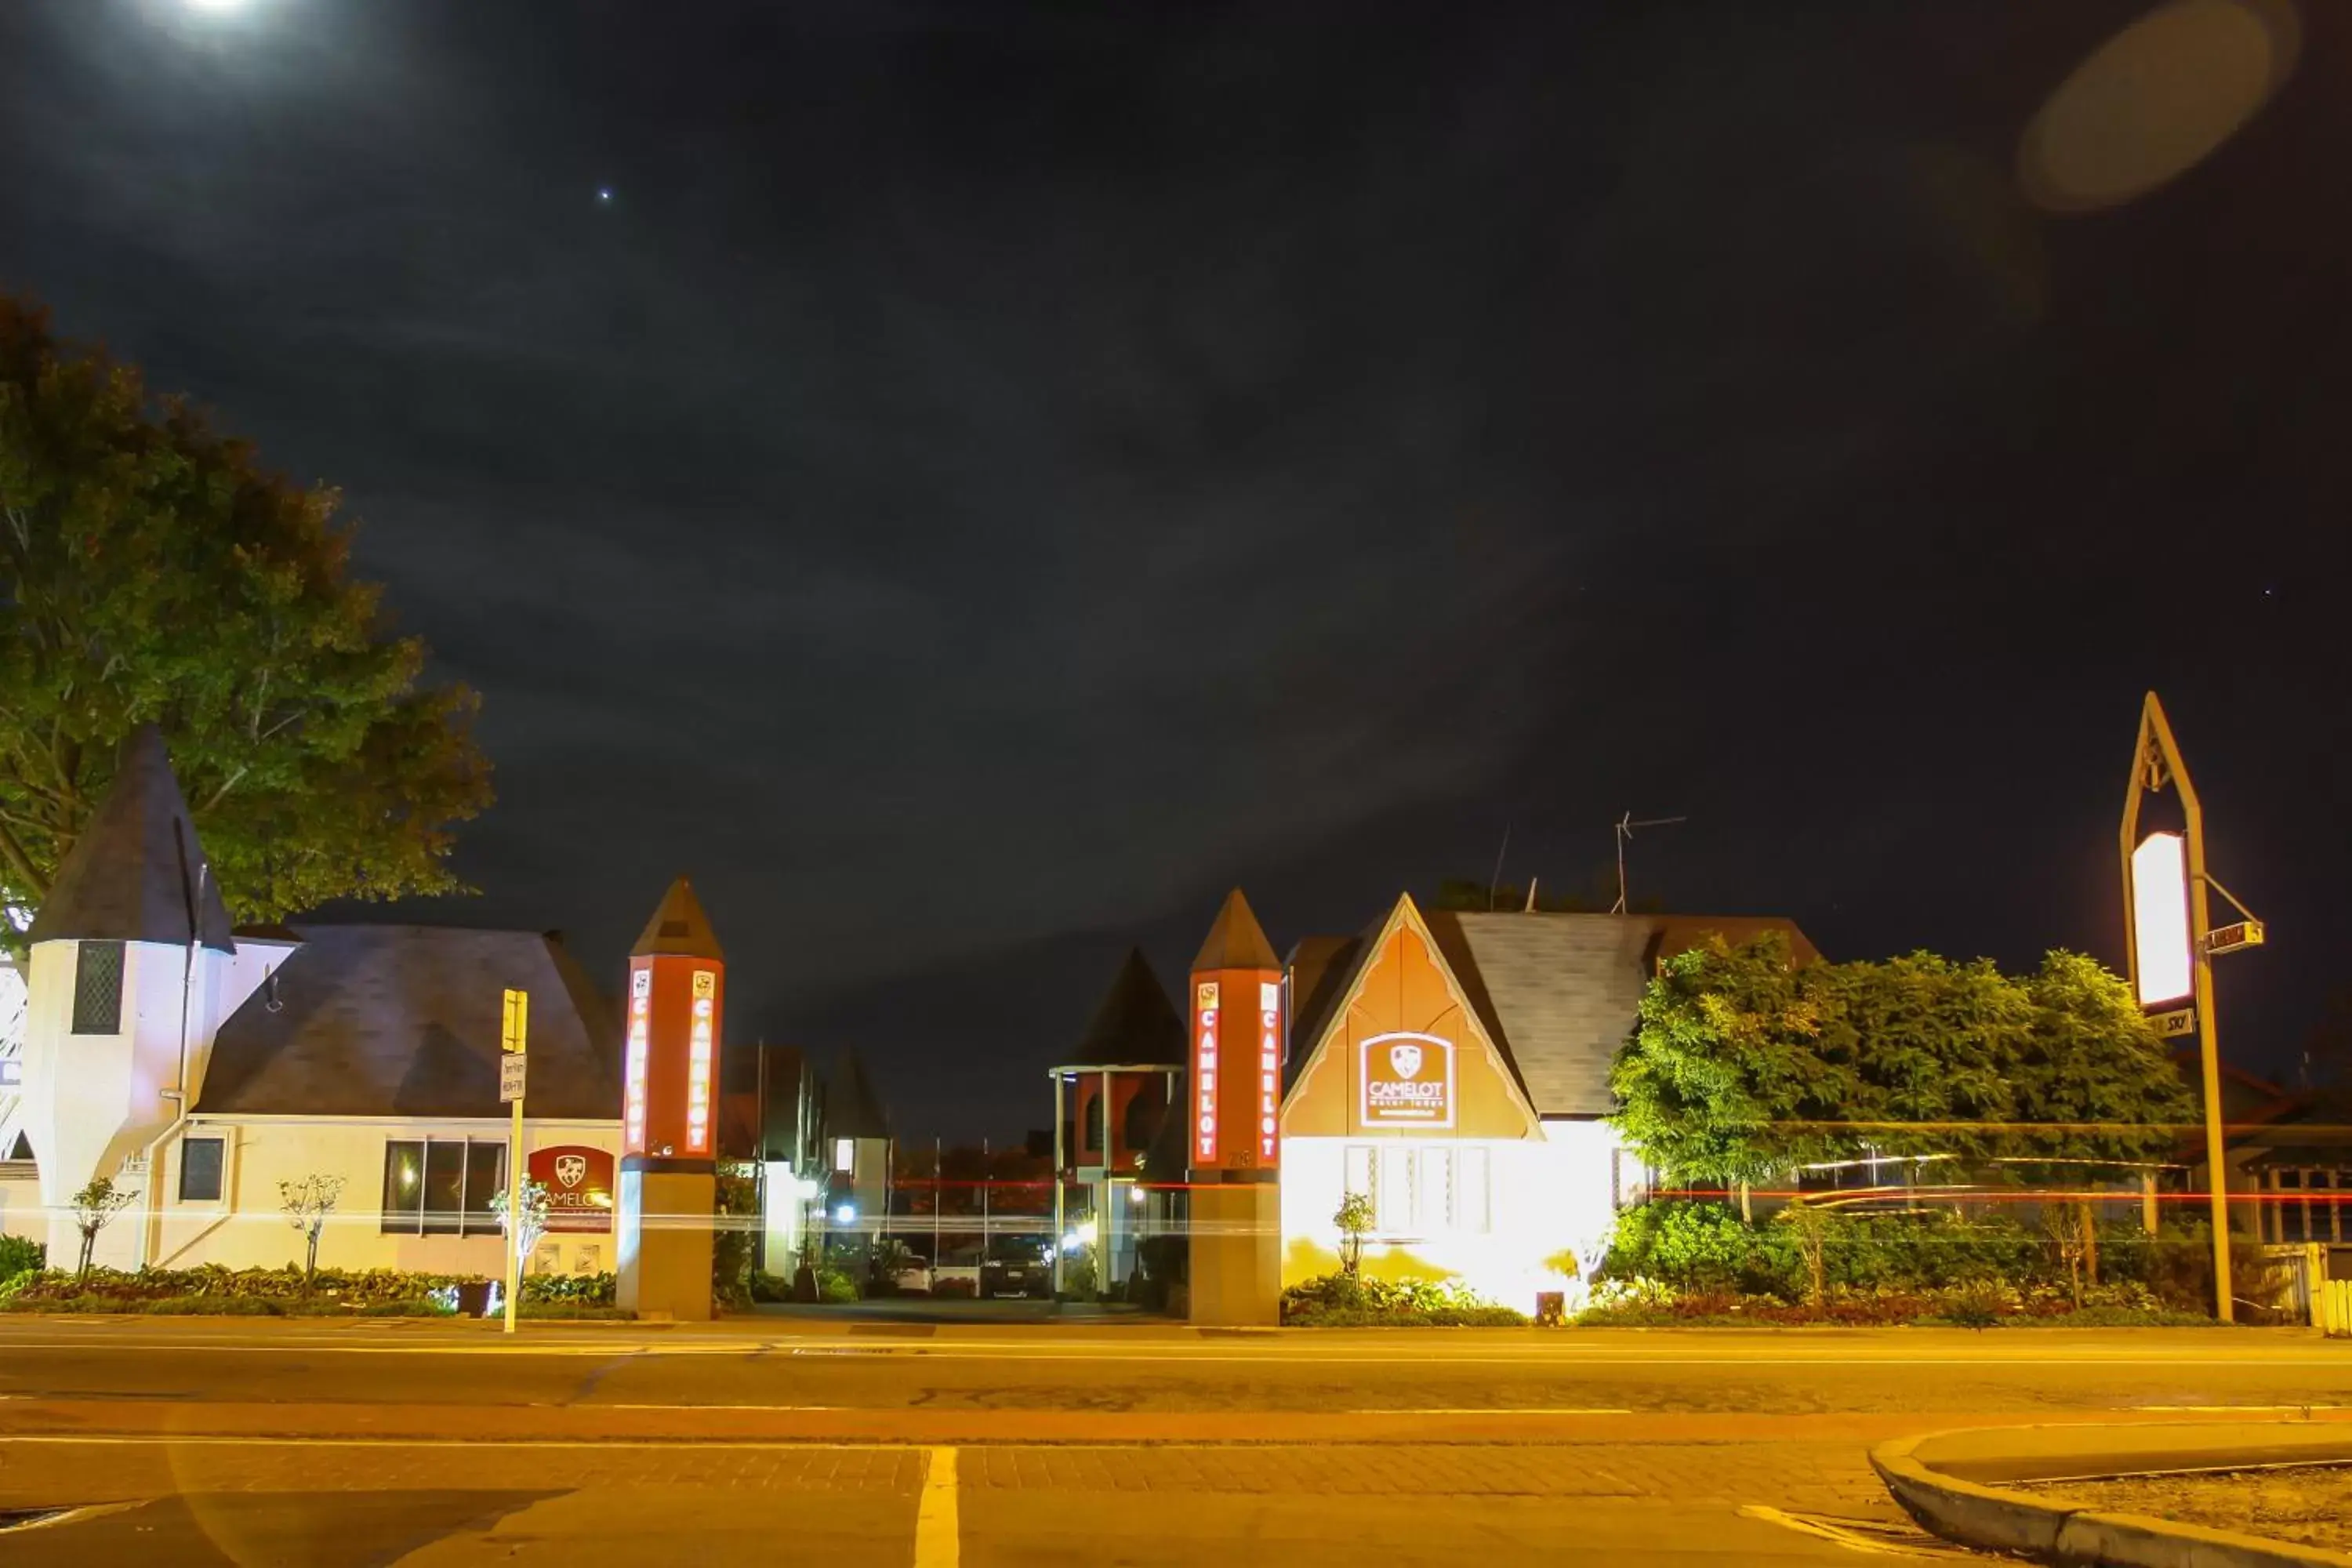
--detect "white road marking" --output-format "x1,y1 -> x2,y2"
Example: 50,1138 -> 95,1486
0,1501 -> 145,1534
1738,1505 -> 1973,1559
913,1446 -> 958,1568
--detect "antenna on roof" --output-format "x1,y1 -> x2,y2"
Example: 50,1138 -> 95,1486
1523,877 -> 1538,913
1612,812 -> 1687,914
1486,823 -> 1512,911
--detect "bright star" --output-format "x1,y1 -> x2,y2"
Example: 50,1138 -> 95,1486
597,188 -> 613,203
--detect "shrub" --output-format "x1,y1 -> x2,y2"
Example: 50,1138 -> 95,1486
816,1266 -> 859,1303
713,1174 -> 759,1308
1281,1272 -> 1529,1327
521,1271 -> 615,1306
0,1234 -> 43,1278
750,1270 -> 793,1304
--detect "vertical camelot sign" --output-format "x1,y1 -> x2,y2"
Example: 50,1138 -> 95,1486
1192,981 -> 1221,1164
1187,888 -> 1283,1174
616,877 -> 726,1322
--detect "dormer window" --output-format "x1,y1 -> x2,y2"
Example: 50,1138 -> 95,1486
71,941 -> 125,1035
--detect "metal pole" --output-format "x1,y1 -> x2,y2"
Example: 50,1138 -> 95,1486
505,1091 -> 523,1334
2176,716 -> 2236,1323
1051,1073 -> 1066,1297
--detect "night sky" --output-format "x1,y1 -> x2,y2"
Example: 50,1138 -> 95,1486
3,2 -> 2344,1142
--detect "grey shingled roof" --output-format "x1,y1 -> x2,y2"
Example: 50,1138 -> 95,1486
1072,948 -> 1184,1064
28,726 -> 235,953
825,1050 -> 891,1141
197,925 -> 622,1119
1428,911 -> 1818,1116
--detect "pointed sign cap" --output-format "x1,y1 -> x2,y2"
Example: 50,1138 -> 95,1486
29,725 -> 235,952
1189,887 -> 1279,975
630,876 -> 724,961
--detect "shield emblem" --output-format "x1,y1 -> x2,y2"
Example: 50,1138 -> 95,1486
1388,1042 -> 1423,1080
555,1155 -> 587,1189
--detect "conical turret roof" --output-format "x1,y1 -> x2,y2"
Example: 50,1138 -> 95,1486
28,725 -> 234,952
1189,887 -> 1278,974
1073,947 -> 1184,1063
630,877 -> 724,961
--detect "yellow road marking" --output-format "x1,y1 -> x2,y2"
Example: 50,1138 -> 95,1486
913,1446 -> 958,1568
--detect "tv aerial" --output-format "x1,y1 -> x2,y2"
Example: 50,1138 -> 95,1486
1611,812 -> 1686,913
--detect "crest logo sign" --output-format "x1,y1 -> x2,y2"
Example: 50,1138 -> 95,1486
1360,1032 -> 1454,1129
527,1145 -> 615,1232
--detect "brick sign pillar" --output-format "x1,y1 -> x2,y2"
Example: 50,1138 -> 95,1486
615,877 -> 724,1321
1187,887 -> 1283,1327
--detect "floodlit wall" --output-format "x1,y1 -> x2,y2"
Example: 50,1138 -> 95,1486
138,1116 -> 624,1277
1280,1119 -> 1622,1313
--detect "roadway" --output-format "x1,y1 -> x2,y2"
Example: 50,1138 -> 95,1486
2,1316 -> 2347,1564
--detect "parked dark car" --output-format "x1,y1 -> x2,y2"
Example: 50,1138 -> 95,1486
979,1236 -> 1052,1299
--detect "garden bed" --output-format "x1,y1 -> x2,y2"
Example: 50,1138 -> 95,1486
2014,1465 -> 2352,1552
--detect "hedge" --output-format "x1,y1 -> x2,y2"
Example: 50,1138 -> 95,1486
1282,1273 -> 1529,1327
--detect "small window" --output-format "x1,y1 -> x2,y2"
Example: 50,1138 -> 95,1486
382,1140 -> 425,1234
71,941 -> 125,1035
422,1141 -> 466,1234
833,1137 -> 855,1174
179,1137 -> 225,1202
463,1142 -> 504,1234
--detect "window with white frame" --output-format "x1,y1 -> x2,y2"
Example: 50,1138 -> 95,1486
379,1138 -> 506,1236
833,1137 -> 855,1174
1342,1144 -> 1492,1238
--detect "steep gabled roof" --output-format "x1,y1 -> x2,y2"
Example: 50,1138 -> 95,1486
196,926 -> 622,1119
1190,887 -> 1279,973
630,877 -> 724,961
1073,948 -> 1184,1064
28,726 -> 234,953
826,1049 -> 891,1141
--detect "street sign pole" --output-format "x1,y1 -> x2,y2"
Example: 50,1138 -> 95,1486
500,988 -> 529,1336
2122,694 -> 2260,1323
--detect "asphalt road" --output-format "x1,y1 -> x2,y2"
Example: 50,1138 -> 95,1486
1,1318 -> 2346,1565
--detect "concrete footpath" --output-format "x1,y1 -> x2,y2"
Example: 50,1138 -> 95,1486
1874,1421 -> 2352,1567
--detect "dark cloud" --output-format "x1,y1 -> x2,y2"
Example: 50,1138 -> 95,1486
5,1 -> 2347,1136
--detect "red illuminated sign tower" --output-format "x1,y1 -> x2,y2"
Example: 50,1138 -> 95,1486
615,877 -> 724,1321
1186,888 -> 1283,1326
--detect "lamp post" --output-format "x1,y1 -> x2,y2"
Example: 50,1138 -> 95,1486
2121,692 -> 2267,1323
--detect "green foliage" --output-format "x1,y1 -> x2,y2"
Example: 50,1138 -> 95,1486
520,1270 -> 614,1305
0,295 -> 491,938
0,1233 -> 42,1277
68,1175 -> 136,1276
1610,938 -> 2190,1181
1281,1272 -> 1529,1327
712,1173 -> 759,1308
1334,1191 -> 1374,1276
278,1172 -> 346,1283
816,1265 -> 859,1302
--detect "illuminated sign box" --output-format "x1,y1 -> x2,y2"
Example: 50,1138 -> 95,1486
1360,1032 -> 1455,1130
2130,830 -> 2193,1006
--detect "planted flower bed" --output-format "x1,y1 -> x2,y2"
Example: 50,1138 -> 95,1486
0,1265 -> 624,1318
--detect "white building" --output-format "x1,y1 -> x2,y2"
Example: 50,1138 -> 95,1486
1276,893 -> 1817,1313
0,728 -> 623,1278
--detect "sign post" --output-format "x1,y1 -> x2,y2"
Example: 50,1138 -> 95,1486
2121,693 -> 2268,1323
499,987 -> 528,1335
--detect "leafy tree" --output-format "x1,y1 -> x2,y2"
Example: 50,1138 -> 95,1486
1608,933 -> 1847,1183
1334,1191 -> 1374,1277
278,1173 -> 346,1286
2007,951 -> 2191,1168
0,296 -> 490,942
69,1174 -> 135,1279
488,1176 -> 551,1269
1610,937 -> 2192,1185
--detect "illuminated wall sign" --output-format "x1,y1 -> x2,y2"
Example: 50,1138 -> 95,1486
1193,981 -> 1220,1163
687,969 -> 716,1155
1257,981 -> 1281,1166
528,1143 -> 615,1233
623,967 -> 652,1152
1360,1032 -> 1455,1130
2131,830 -> 2194,1006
